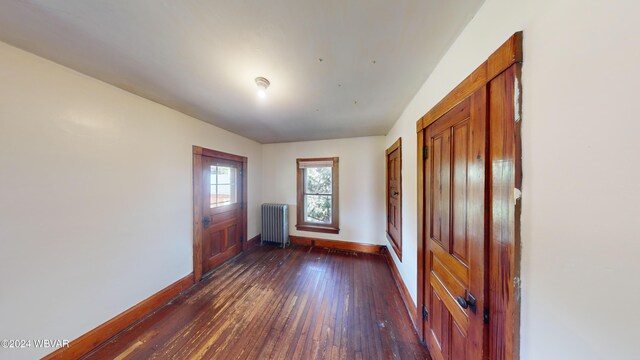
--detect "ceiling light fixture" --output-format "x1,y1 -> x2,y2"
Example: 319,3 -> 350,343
255,77 -> 270,98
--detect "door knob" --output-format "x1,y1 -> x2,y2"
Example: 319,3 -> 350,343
456,295 -> 468,309
203,216 -> 210,228
457,293 -> 477,313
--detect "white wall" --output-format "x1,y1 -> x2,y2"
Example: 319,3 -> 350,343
0,41 -> 262,359
385,0 -> 640,359
262,137 -> 386,245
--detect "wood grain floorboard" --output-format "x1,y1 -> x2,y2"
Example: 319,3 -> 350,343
83,246 -> 430,360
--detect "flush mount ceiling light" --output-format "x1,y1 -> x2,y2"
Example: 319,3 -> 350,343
255,77 -> 270,98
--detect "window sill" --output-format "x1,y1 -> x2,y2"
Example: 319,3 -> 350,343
296,224 -> 340,234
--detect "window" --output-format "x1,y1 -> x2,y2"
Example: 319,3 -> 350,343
210,165 -> 238,208
296,157 -> 339,233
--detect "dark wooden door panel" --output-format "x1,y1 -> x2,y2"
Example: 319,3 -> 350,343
430,131 -> 451,252
206,229 -> 223,257
386,138 -> 403,259
430,288 -> 447,355
452,121 -> 470,265
424,90 -> 487,360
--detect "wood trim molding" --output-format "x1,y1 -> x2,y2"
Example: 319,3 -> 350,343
416,32 -> 523,132
192,145 -> 248,282
289,235 -> 384,255
416,128 -> 426,341
43,274 -> 194,360
418,62 -> 487,131
289,235 -> 313,246
198,146 -> 247,162
241,157 -> 249,252
488,63 -> 522,359
384,249 -> 417,332
385,137 -> 402,155
246,234 -> 261,250
295,224 -> 340,234
487,32 -> 523,81
192,147 -> 204,282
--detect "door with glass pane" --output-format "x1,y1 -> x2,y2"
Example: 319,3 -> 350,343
202,156 -> 243,273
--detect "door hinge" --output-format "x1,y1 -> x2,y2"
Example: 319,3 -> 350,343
423,146 -> 428,159
483,308 -> 490,324
422,304 -> 429,321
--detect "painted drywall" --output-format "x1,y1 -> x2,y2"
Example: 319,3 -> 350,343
385,0 -> 640,358
262,137 -> 386,245
0,41 -> 262,359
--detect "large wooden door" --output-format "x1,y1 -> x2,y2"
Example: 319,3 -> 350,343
386,138 -> 402,258
201,156 -> 243,274
423,89 -> 487,360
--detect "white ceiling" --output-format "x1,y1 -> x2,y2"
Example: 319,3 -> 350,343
0,0 -> 484,143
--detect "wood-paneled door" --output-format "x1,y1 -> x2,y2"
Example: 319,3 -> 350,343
193,146 -> 248,282
416,32 -> 522,360
386,138 -> 402,259
202,156 -> 243,273
423,91 -> 488,360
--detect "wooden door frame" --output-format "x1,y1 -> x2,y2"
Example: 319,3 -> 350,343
192,145 -> 248,283
385,137 -> 402,260
416,32 -> 523,358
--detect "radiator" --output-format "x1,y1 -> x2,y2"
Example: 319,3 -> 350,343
261,203 -> 289,247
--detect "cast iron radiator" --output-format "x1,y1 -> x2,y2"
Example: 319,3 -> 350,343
261,203 -> 289,247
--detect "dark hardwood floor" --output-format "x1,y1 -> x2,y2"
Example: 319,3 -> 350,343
83,245 -> 429,359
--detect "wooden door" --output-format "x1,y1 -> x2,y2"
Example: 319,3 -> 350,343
386,139 -> 402,258
202,156 -> 243,274
423,89 -> 487,360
